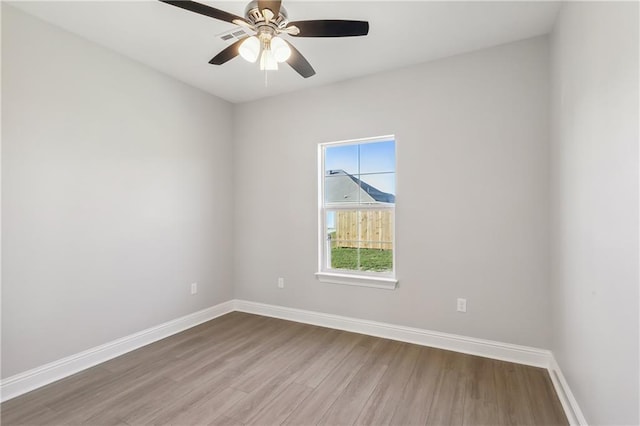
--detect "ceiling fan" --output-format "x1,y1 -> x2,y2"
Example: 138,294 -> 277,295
159,0 -> 369,78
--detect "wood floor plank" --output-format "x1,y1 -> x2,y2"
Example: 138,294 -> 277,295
159,386 -> 249,425
227,322 -> 323,392
37,358 -> 176,422
223,324 -> 351,424
222,362 -> 297,423
521,364 -> 568,426
74,375 -> 178,424
462,356 -> 500,426
1,313 -> 568,426
354,342 -> 421,425
293,330 -> 366,388
494,359 -> 537,425
122,369 -> 242,424
282,334 -> 380,425
426,352 -> 473,425
244,382 -> 313,425
161,315 -> 280,376
163,316 -> 287,382
0,402 -> 58,426
208,415 -> 244,426
388,346 -> 446,425
316,338 -> 399,425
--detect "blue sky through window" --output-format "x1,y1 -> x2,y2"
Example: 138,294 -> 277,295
324,139 -> 396,194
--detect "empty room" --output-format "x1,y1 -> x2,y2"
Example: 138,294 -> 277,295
1,0 -> 638,425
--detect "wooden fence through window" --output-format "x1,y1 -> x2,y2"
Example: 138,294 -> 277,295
334,210 -> 393,249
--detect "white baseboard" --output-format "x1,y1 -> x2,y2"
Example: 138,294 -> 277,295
548,355 -> 589,425
0,300 -> 235,403
233,300 -> 552,368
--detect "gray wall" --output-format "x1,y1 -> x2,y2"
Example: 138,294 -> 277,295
233,37 -> 551,348
550,2 -> 639,425
1,5 -> 235,378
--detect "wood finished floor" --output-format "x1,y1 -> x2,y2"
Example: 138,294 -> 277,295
1,312 -> 568,425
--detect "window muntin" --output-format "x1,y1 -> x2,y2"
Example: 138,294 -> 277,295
319,136 -> 396,282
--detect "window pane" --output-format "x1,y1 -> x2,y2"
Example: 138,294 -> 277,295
325,174 -> 363,204
325,144 -> 358,175
330,244 -> 361,271
326,172 -> 395,205
332,210 -> 359,244
326,211 -> 336,232
359,140 -> 396,174
357,242 -> 393,272
357,209 -> 394,250
330,243 -> 393,272
328,209 -> 357,270
356,172 -> 395,203
358,209 -> 393,272
327,209 -> 393,272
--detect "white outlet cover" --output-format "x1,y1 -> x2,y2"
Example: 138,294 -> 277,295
457,298 -> 467,312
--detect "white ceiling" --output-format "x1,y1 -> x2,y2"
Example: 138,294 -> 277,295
10,1 -> 561,103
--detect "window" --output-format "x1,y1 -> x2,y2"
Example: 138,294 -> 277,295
316,136 -> 397,289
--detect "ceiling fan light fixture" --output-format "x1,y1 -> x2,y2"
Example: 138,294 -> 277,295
271,36 -> 291,62
239,36 -> 260,63
259,47 -> 278,70
161,0 -> 369,79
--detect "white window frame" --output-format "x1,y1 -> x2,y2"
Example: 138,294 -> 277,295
315,135 -> 398,290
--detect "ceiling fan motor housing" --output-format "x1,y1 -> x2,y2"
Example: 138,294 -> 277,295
245,0 -> 288,29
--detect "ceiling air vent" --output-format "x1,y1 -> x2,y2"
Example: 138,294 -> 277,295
217,28 -> 250,43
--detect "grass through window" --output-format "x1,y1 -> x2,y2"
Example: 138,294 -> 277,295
331,247 -> 393,272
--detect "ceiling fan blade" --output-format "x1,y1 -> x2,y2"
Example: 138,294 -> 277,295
159,0 -> 247,25
287,20 -> 369,37
283,40 -> 315,78
209,38 -> 246,65
258,0 -> 281,20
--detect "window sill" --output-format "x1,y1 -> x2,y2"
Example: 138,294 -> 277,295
315,272 -> 398,290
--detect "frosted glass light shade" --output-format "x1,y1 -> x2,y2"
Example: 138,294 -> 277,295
239,36 -> 260,63
271,37 -> 291,63
260,49 -> 278,70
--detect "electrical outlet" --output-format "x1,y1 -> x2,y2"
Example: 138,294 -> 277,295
277,277 -> 284,289
191,282 -> 198,295
457,298 -> 467,313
